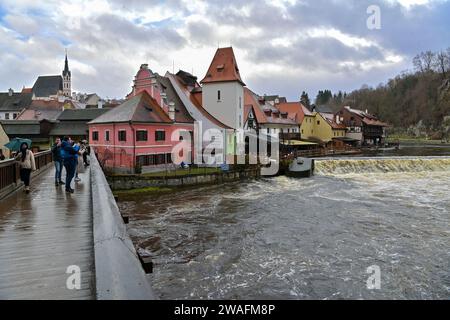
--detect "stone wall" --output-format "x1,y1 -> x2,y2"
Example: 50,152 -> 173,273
107,168 -> 261,191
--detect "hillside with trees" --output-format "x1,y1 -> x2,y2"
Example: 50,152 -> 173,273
308,49 -> 450,138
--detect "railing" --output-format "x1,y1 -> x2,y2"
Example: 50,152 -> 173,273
90,151 -> 155,299
0,150 -> 53,199
289,145 -> 360,159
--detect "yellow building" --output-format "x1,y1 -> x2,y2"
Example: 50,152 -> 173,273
300,112 -> 346,144
0,123 -> 10,159
276,102 -> 346,145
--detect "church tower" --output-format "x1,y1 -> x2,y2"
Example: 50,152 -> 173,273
62,50 -> 71,97
200,47 -> 245,130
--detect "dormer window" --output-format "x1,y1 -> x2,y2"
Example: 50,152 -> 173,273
216,64 -> 224,71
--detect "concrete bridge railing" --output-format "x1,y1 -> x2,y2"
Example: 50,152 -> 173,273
90,151 -> 155,300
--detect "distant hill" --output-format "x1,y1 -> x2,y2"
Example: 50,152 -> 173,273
325,72 -> 450,134
315,49 -> 450,136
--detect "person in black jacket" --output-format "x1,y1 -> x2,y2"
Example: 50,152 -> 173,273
61,136 -> 79,193
51,137 -> 65,186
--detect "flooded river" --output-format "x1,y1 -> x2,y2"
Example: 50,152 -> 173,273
119,146 -> 450,300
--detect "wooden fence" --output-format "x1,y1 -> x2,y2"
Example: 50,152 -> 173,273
0,150 -> 53,199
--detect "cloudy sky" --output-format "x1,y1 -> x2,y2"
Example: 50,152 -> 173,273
0,0 -> 449,101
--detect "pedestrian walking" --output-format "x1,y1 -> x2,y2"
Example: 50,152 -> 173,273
51,137 -> 65,186
82,140 -> 90,166
61,136 -> 79,194
15,142 -> 36,194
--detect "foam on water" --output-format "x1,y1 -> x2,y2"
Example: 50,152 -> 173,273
314,157 -> 450,175
120,157 -> 450,300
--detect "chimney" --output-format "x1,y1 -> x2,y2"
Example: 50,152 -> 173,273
335,115 -> 340,124
168,102 -> 175,121
8,88 -> 13,96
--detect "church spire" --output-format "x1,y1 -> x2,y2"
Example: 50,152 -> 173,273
63,49 -> 71,77
62,49 -> 71,97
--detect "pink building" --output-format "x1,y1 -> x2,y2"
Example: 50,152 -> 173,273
89,65 -> 195,173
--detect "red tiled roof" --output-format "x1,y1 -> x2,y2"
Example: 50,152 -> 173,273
244,88 -> 268,124
17,109 -> 62,121
200,47 -> 245,86
172,74 -> 232,129
320,112 -> 347,130
89,91 -> 172,124
21,87 -> 32,93
276,101 -> 313,124
29,100 -> 66,110
341,106 -> 389,127
276,102 -> 301,123
244,88 -> 297,126
362,118 -> 389,127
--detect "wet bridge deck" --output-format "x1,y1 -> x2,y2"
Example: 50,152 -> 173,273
0,167 -> 95,300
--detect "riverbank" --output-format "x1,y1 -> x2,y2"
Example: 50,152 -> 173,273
108,166 -> 261,196
387,137 -> 450,145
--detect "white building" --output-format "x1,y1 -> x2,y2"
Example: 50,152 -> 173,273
200,47 -> 245,132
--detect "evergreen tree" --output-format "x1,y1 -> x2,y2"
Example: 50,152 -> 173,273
300,91 -> 311,108
315,90 -> 333,105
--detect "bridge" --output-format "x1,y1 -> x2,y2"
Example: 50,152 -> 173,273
0,151 -> 155,300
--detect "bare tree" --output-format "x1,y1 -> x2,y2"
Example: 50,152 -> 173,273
413,54 -> 424,73
434,51 -> 449,78
422,51 -> 435,72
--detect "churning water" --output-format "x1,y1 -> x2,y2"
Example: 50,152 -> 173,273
119,156 -> 450,300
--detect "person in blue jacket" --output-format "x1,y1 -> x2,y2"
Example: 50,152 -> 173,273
61,136 -> 79,193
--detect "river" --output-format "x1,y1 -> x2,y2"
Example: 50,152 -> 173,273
118,144 -> 450,300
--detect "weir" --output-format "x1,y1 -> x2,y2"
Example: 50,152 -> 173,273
313,156 -> 450,175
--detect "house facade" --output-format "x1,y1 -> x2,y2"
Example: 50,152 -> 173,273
277,101 -> 347,146
89,92 -> 194,173
335,106 -> 388,145
167,70 -> 235,160
0,119 -> 54,152
0,89 -> 32,120
244,89 -> 299,137
89,65 -> 197,173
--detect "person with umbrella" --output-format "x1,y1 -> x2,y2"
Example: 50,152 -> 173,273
14,141 -> 36,194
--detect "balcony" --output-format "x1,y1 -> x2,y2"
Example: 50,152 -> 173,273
279,132 -> 301,141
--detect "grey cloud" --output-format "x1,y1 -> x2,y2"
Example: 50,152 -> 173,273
1,0 -> 449,100
247,36 -> 387,73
